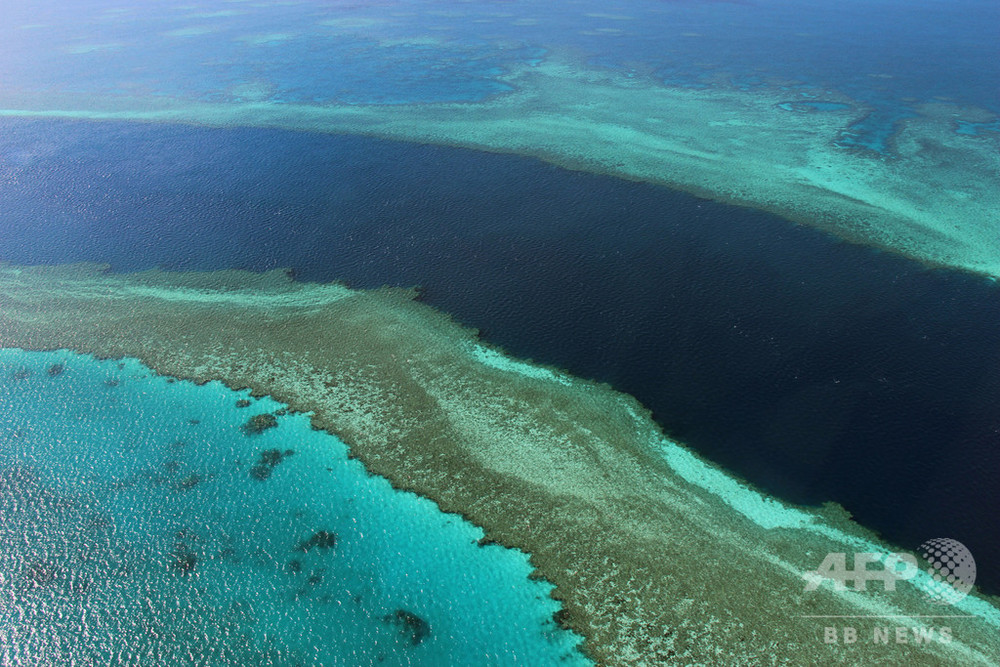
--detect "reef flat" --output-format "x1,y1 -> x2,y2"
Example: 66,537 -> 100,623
2,57 -> 998,277
2,262 -> 999,665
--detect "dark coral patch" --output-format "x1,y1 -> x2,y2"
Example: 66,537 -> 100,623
383,609 -> 431,646
248,447 -> 294,481
248,464 -> 272,481
23,560 -> 59,591
260,449 -> 285,466
248,465 -> 271,481
169,542 -> 198,574
241,413 -> 278,435
175,474 -> 200,491
296,530 -> 337,552
235,399 -> 252,408
47,363 -> 65,376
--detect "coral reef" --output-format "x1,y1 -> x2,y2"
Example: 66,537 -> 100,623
241,413 -> 278,435
248,447 -> 294,481
384,609 -> 431,646
295,530 -> 337,552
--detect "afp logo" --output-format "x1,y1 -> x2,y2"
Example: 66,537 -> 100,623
803,538 -> 976,606
915,538 -> 976,605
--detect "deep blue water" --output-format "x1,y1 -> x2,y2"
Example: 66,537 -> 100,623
2,117 -> 999,596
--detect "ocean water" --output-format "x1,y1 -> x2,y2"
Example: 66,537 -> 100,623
1,0 -> 999,660
2,117 -> 999,598
0,348 -> 586,665
2,0 -> 997,153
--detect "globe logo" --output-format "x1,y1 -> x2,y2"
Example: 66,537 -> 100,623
916,538 -> 976,605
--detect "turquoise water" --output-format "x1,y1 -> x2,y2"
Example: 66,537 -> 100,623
0,348 -> 586,665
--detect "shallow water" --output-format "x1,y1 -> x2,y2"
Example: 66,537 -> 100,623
0,348 -> 586,665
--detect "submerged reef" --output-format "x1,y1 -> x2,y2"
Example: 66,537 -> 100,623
295,530 -> 337,553
168,540 -> 198,574
248,447 -> 294,481
383,609 -> 431,646
241,412 -> 278,435
0,262 -> 998,665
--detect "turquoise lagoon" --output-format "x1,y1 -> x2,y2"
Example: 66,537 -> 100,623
0,348 -> 586,665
